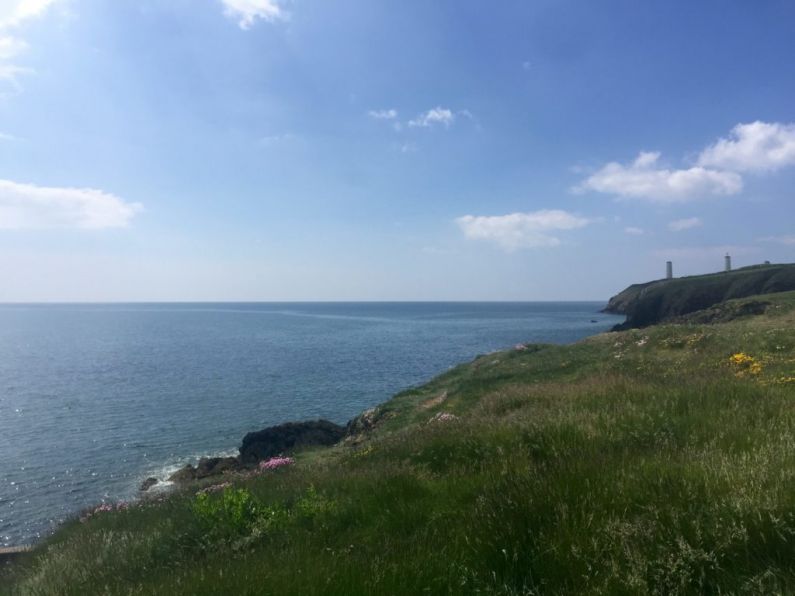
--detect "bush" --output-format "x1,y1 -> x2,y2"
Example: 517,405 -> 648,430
192,487 -> 260,538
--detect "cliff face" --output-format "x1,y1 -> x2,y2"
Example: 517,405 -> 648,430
604,263 -> 795,329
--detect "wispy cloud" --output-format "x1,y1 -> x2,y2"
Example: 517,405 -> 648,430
0,179 -> 142,229
370,106 -> 473,135
257,132 -> 297,145
367,109 -> 397,120
0,35 -> 27,59
456,210 -> 590,251
409,107 -> 456,129
624,226 -> 644,235
575,151 -> 741,203
698,121 -> 795,173
0,0 -> 61,28
221,0 -> 288,30
0,63 -> 29,91
0,0 -> 63,93
668,217 -> 702,232
759,235 -> 795,246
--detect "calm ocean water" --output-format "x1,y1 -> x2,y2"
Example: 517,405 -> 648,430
0,302 -> 622,546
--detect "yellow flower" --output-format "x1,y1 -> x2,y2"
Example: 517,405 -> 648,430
729,352 -> 763,377
730,352 -> 754,365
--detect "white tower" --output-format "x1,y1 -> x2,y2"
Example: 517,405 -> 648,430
666,261 -> 673,279
725,253 -> 732,272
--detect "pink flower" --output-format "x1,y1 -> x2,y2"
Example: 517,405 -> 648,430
258,456 -> 295,472
197,482 -> 232,495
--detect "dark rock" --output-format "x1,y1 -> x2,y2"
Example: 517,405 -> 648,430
140,477 -> 159,492
168,456 -> 242,484
195,456 -> 241,478
168,466 -> 196,484
239,420 -> 345,464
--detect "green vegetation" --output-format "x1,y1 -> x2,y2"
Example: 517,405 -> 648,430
4,292 -> 795,595
605,262 -> 795,328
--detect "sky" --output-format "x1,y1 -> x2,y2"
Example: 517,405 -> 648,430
0,0 -> 794,301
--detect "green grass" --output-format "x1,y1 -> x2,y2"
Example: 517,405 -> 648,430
3,292 -> 795,595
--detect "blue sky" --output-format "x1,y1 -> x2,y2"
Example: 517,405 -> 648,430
0,0 -> 793,301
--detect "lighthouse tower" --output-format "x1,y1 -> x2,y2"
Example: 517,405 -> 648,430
725,253 -> 732,272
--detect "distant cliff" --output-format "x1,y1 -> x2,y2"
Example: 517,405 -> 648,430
604,263 -> 795,329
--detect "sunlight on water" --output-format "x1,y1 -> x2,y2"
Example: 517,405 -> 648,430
0,302 -> 622,545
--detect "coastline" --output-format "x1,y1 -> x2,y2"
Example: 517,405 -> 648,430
3,302 -> 614,545
4,289 -> 795,593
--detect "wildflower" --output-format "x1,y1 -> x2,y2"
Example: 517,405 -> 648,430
79,501 -> 128,522
729,352 -> 763,377
197,482 -> 232,495
429,412 -> 459,424
258,457 -> 295,472
730,352 -> 754,365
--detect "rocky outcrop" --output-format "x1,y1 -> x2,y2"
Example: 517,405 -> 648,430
168,456 -> 242,483
166,420 -> 347,484
239,420 -> 346,464
604,263 -> 795,329
140,477 -> 159,492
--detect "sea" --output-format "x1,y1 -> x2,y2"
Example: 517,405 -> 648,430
0,302 -> 623,546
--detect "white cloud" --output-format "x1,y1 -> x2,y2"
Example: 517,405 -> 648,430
624,226 -> 644,235
409,107 -> 456,129
221,0 -> 287,29
0,0 -> 59,27
759,235 -> 795,246
0,179 -> 142,229
0,62 -> 28,91
668,217 -> 702,232
367,109 -> 397,120
576,151 -> 742,203
698,121 -> 795,173
0,0 -> 63,93
456,210 -> 589,251
0,35 -> 26,59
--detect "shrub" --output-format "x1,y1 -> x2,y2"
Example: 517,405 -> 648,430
192,487 -> 259,538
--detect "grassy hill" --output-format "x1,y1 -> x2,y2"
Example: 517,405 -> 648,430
3,292 -> 795,594
604,263 -> 795,329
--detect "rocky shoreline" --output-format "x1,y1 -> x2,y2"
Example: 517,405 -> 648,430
143,411 -> 388,492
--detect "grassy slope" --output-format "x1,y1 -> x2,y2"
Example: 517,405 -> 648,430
4,292 -> 795,595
